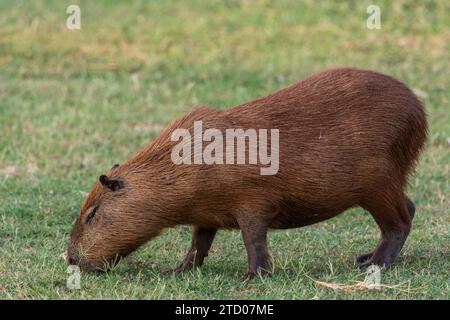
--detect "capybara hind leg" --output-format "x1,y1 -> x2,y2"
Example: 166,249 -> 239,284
357,195 -> 415,264
169,226 -> 217,274
238,218 -> 272,280
358,195 -> 411,269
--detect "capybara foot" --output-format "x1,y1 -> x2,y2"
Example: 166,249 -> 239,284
242,268 -> 271,281
242,272 -> 256,281
357,257 -> 392,270
163,262 -> 194,275
356,251 -> 374,263
358,260 -> 374,270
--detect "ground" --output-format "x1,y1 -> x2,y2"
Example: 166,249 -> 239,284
0,0 -> 449,299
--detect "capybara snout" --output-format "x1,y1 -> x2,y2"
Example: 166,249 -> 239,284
68,68 -> 427,278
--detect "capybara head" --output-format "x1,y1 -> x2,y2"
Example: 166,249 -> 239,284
67,160 -> 176,271
67,169 -> 144,271
67,108 -> 222,271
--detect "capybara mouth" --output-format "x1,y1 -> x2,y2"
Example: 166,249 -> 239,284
68,258 -> 108,273
79,255 -> 123,273
67,247 -> 109,273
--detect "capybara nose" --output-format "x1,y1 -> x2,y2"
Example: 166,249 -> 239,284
68,255 -> 77,265
67,246 -> 79,265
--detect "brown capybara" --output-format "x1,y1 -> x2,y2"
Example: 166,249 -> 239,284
67,68 -> 427,278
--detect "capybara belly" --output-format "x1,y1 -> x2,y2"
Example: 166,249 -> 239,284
269,199 -> 346,229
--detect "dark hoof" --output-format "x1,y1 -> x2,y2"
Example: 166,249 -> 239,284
358,260 -> 374,270
242,272 -> 255,281
356,251 -> 374,263
162,263 -> 193,276
242,268 -> 271,281
357,258 -> 391,270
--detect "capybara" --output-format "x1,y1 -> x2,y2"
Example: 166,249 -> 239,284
67,68 -> 427,278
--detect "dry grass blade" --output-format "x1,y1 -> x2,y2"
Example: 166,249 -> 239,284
309,275 -> 422,293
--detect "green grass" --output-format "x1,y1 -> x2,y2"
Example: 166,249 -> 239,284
0,0 -> 449,299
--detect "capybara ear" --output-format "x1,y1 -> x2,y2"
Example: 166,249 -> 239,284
99,174 -> 125,192
111,163 -> 120,170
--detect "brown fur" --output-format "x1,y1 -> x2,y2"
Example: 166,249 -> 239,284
68,68 -> 427,277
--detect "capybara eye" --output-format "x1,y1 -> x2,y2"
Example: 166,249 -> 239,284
86,207 -> 98,224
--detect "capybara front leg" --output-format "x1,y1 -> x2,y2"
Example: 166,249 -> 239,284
238,220 -> 272,280
170,226 -> 217,274
358,195 -> 412,269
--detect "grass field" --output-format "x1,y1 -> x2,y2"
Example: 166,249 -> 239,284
0,0 -> 449,299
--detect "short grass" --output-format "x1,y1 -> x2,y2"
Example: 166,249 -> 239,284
0,0 -> 449,299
